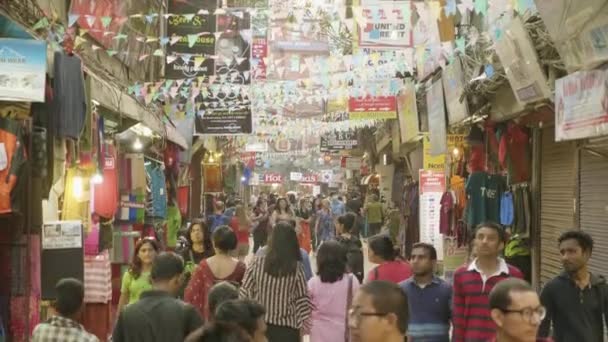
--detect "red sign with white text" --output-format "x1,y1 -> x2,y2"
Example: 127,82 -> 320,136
419,170 -> 446,194
240,152 -> 256,169
349,96 -> 397,120
252,37 -> 267,80
300,174 -> 318,184
263,173 -> 284,184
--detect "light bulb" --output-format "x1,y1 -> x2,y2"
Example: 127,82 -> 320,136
241,176 -> 246,182
452,148 -> 460,157
133,137 -> 143,150
92,173 -> 104,185
73,176 -> 83,199
209,155 -> 215,163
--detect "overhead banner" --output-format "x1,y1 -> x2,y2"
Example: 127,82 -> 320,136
419,170 -> 446,260
166,0 -> 217,79
0,39 -> 47,102
397,79 -> 419,143
349,96 -> 397,120
320,130 -> 358,152
442,56 -> 469,124
555,69 -> 608,141
357,1 -> 413,48
426,77 -> 447,156
195,106 -> 253,135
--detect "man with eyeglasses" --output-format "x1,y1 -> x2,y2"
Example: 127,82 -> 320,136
489,278 -> 551,342
348,280 -> 409,342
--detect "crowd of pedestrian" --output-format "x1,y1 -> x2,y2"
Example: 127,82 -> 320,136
29,189 -> 608,342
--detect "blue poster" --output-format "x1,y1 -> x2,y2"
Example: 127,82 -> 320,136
0,38 -> 47,102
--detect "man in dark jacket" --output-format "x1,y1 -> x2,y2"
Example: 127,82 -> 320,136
539,230 -> 608,342
113,252 -> 203,342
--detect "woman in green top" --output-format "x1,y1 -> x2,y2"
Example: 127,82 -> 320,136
117,238 -> 160,312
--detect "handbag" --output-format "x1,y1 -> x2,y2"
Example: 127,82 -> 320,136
345,274 -> 353,342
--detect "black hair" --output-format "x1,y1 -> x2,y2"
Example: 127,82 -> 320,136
316,241 -> 347,283
184,322 -> 251,342
558,230 -> 594,253
208,282 -> 240,319
54,278 -> 84,317
215,299 -> 266,336
186,219 -> 214,256
274,197 -> 292,215
360,281 -> 409,334
474,221 -> 506,243
338,196 -> 343,201
338,212 -> 356,233
489,278 -> 535,311
368,234 -> 396,261
411,242 -> 437,261
212,226 -> 238,252
129,238 -> 161,279
151,252 -> 184,282
264,222 -> 302,277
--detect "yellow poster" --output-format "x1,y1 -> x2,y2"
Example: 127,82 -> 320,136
423,134 -> 466,171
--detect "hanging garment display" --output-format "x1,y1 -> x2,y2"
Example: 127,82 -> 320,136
500,191 -> 514,226
93,144 -> 118,219
52,51 -> 87,140
439,192 -> 454,235
145,162 -> 167,218
0,117 -> 26,214
83,250 -> 112,304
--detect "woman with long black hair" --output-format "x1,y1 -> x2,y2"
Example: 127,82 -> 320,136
117,238 -> 160,313
240,222 -> 312,342
269,197 -> 294,227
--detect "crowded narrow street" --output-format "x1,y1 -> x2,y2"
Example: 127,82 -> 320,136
0,0 -> 607,341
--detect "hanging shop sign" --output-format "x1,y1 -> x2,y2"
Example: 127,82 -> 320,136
555,69 -> 608,141
535,0 -> 608,72
349,96 -> 397,120
357,1 -> 413,48
397,79 -> 419,143
423,134 -> 466,172
426,77 -> 447,156
320,169 -> 333,183
301,174 -> 319,184
442,56 -> 469,124
195,106 -> 253,135
215,14 -> 251,85
419,170 -> 446,260
320,130 -> 359,152
166,0 -> 217,79
240,152 -> 256,169
290,172 -> 303,181
0,39 -> 47,102
42,221 -> 83,250
342,157 -> 362,170
494,17 -> 552,105
203,163 -> 223,193
245,142 -> 268,152
263,173 -> 283,183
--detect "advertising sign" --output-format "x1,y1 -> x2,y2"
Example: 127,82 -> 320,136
349,96 -> 397,120
0,39 -> 46,102
263,173 -> 283,183
442,56 -> 469,124
320,130 -> 359,152
240,152 -> 256,169
42,221 -> 83,250
426,77 -> 447,156
419,170 -> 446,260
397,79 -> 419,143
357,1 -> 413,48
555,69 -> 608,141
301,174 -> 318,184
195,106 -> 253,135
494,17 -> 552,105
423,134 -> 466,172
320,170 -> 333,183
342,157 -> 362,170
290,172 -> 303,181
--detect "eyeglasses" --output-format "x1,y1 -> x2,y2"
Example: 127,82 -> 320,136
348,308 -> 388,325
500,306 -> 547,322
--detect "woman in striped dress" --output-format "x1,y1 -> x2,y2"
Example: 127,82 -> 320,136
239,222 -> 312,342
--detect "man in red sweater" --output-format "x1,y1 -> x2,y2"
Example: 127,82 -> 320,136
452,222 -> 523,341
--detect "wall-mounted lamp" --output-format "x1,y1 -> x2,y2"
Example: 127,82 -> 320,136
133,137 -> 143,151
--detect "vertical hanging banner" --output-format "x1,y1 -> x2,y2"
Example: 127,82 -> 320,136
419,170 -> 445,260
426,77 -> 447,156
357,1 -> 413,48
251,10 -> 268,81
166,0 -> 217,79
555,69 -> 608,141
215,13 -> 251,84
0,39 -> 47,102
442,56 -> 469,125
397,79 -> 419,143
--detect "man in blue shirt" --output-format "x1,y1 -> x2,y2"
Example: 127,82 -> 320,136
399,243 -> 452,342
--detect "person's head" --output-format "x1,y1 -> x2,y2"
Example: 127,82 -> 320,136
185,322 -> 252,342
410,243 -> 437,277
370,194 -> 379,202
299,197 -> 310,211
367,234 -> 396,264
212,226 -> 238,254
321,199 -> 330,209
130,238 -> 160,278
317,240 -> 348,283
54,278 -> 85,319
489,279 -> 545,342
150,252 -> 185,295
215,300 -> 267,342
255,198 -> 267,211
288,193 -> 297,205
275,197 -> 290,212
208,282 -> 239,320
349,281 -> 409,342
338,196 -> 344,202
558,230 -> 593,273
337,213 -> 356,234
264,221 -> 301,276
312,197 -> 321,209
215,201 -> 226,213
473,222 -> 505,259
187,220 -> 213,250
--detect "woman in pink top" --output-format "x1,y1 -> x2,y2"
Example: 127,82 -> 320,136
308,241 -> 360,342
367,234 -> 412,283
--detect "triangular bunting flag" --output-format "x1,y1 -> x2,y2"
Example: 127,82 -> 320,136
235,57 -> 246,65
170,35 -> 182,45
113,33 -> 128,41
68,14 -> 80,27
181,54 -> 192,63
160,37 -> 170,46
183,14 -> 196,22
197,9 -> 209,15
187,34 -> 199,48
153,49 -> 164,57
101,16 -> 112,28
32,17 -> 50,31
214,31 -> 222,40
166,55 -> 178,64
139,54 -> 149,61
194,57 -> 206,68
107,50 -> 118,57
85,15 -> 96,27
145,14 -> 156,24
146,36 -> 159,43
74,36 -> 86,48
91,45 -> 101,51
474,0 -> 487,15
